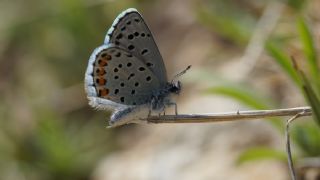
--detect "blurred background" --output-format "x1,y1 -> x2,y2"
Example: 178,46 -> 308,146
0,0 -> 319,179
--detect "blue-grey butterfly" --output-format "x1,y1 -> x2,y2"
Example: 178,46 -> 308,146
85,8 -> 190,127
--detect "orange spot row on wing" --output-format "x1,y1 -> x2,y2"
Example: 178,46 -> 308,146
96,68 -> 106,76
101,52 -> 112,60
99,88 -> 109,97
96,78 -> 107,85
97,52 -> 112,66
98,59 -> 108,66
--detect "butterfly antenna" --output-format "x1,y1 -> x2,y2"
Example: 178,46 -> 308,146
172,65 -> 191,82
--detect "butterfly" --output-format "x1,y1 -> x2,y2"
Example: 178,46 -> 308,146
85,8 -> 190,127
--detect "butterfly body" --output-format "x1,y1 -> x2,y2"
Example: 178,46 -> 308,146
85,8 -> 183,127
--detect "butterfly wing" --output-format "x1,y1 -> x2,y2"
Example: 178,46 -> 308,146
105,8 -> 167,86
85,44 -> 161,107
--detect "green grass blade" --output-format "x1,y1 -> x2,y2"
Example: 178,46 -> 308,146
206,86 -> 284,131
297,16 -> 318,79
287,0 -> 306,11
195,2 -> 252,45
237,147 -> 287,165
301,75 -> 320,127
206,86 -> 273,109
266,42 -> 300,86
292,123 -> 320,156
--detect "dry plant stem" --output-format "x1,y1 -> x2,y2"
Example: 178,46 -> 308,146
238,1 -> 284,79
285,112 -> 307,180
144,106 -> 311,124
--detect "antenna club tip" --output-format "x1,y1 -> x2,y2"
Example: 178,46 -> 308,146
171,65 -> 192,82
185,65 -> 191,71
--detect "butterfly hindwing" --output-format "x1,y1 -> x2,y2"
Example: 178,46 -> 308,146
105,8 -> 167,86
92,45 -> 161,106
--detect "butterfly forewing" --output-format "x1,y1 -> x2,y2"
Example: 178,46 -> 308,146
93,46 -> 161,106
105,9 -> 168,86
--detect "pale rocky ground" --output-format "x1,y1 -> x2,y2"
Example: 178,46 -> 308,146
92,101 -> 287,180
91,0 -> 301,179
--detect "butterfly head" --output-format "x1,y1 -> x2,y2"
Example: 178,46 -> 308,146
169,81 -> 181,94
169,65 -> 191,95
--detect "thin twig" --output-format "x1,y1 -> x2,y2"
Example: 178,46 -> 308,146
285,111 -> 307,180
143,106 -> 311,124
237,1 -> 284,80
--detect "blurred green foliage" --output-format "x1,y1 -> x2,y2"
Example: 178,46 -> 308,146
237,147 -> 287,164
265,43 -> 300,86
267,15 -> 320,162
202,0 -> 320,164
1,0 -> 319,179
206,85 -> 284,131
195,0 -> 256,45
0,0 -> 140,179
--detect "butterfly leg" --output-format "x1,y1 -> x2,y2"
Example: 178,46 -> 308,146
148,101 -> 155,117
167,102 -> 178,115
159,105 -> 166,117
173,102 -> 178,115
148,108 -> 151,117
